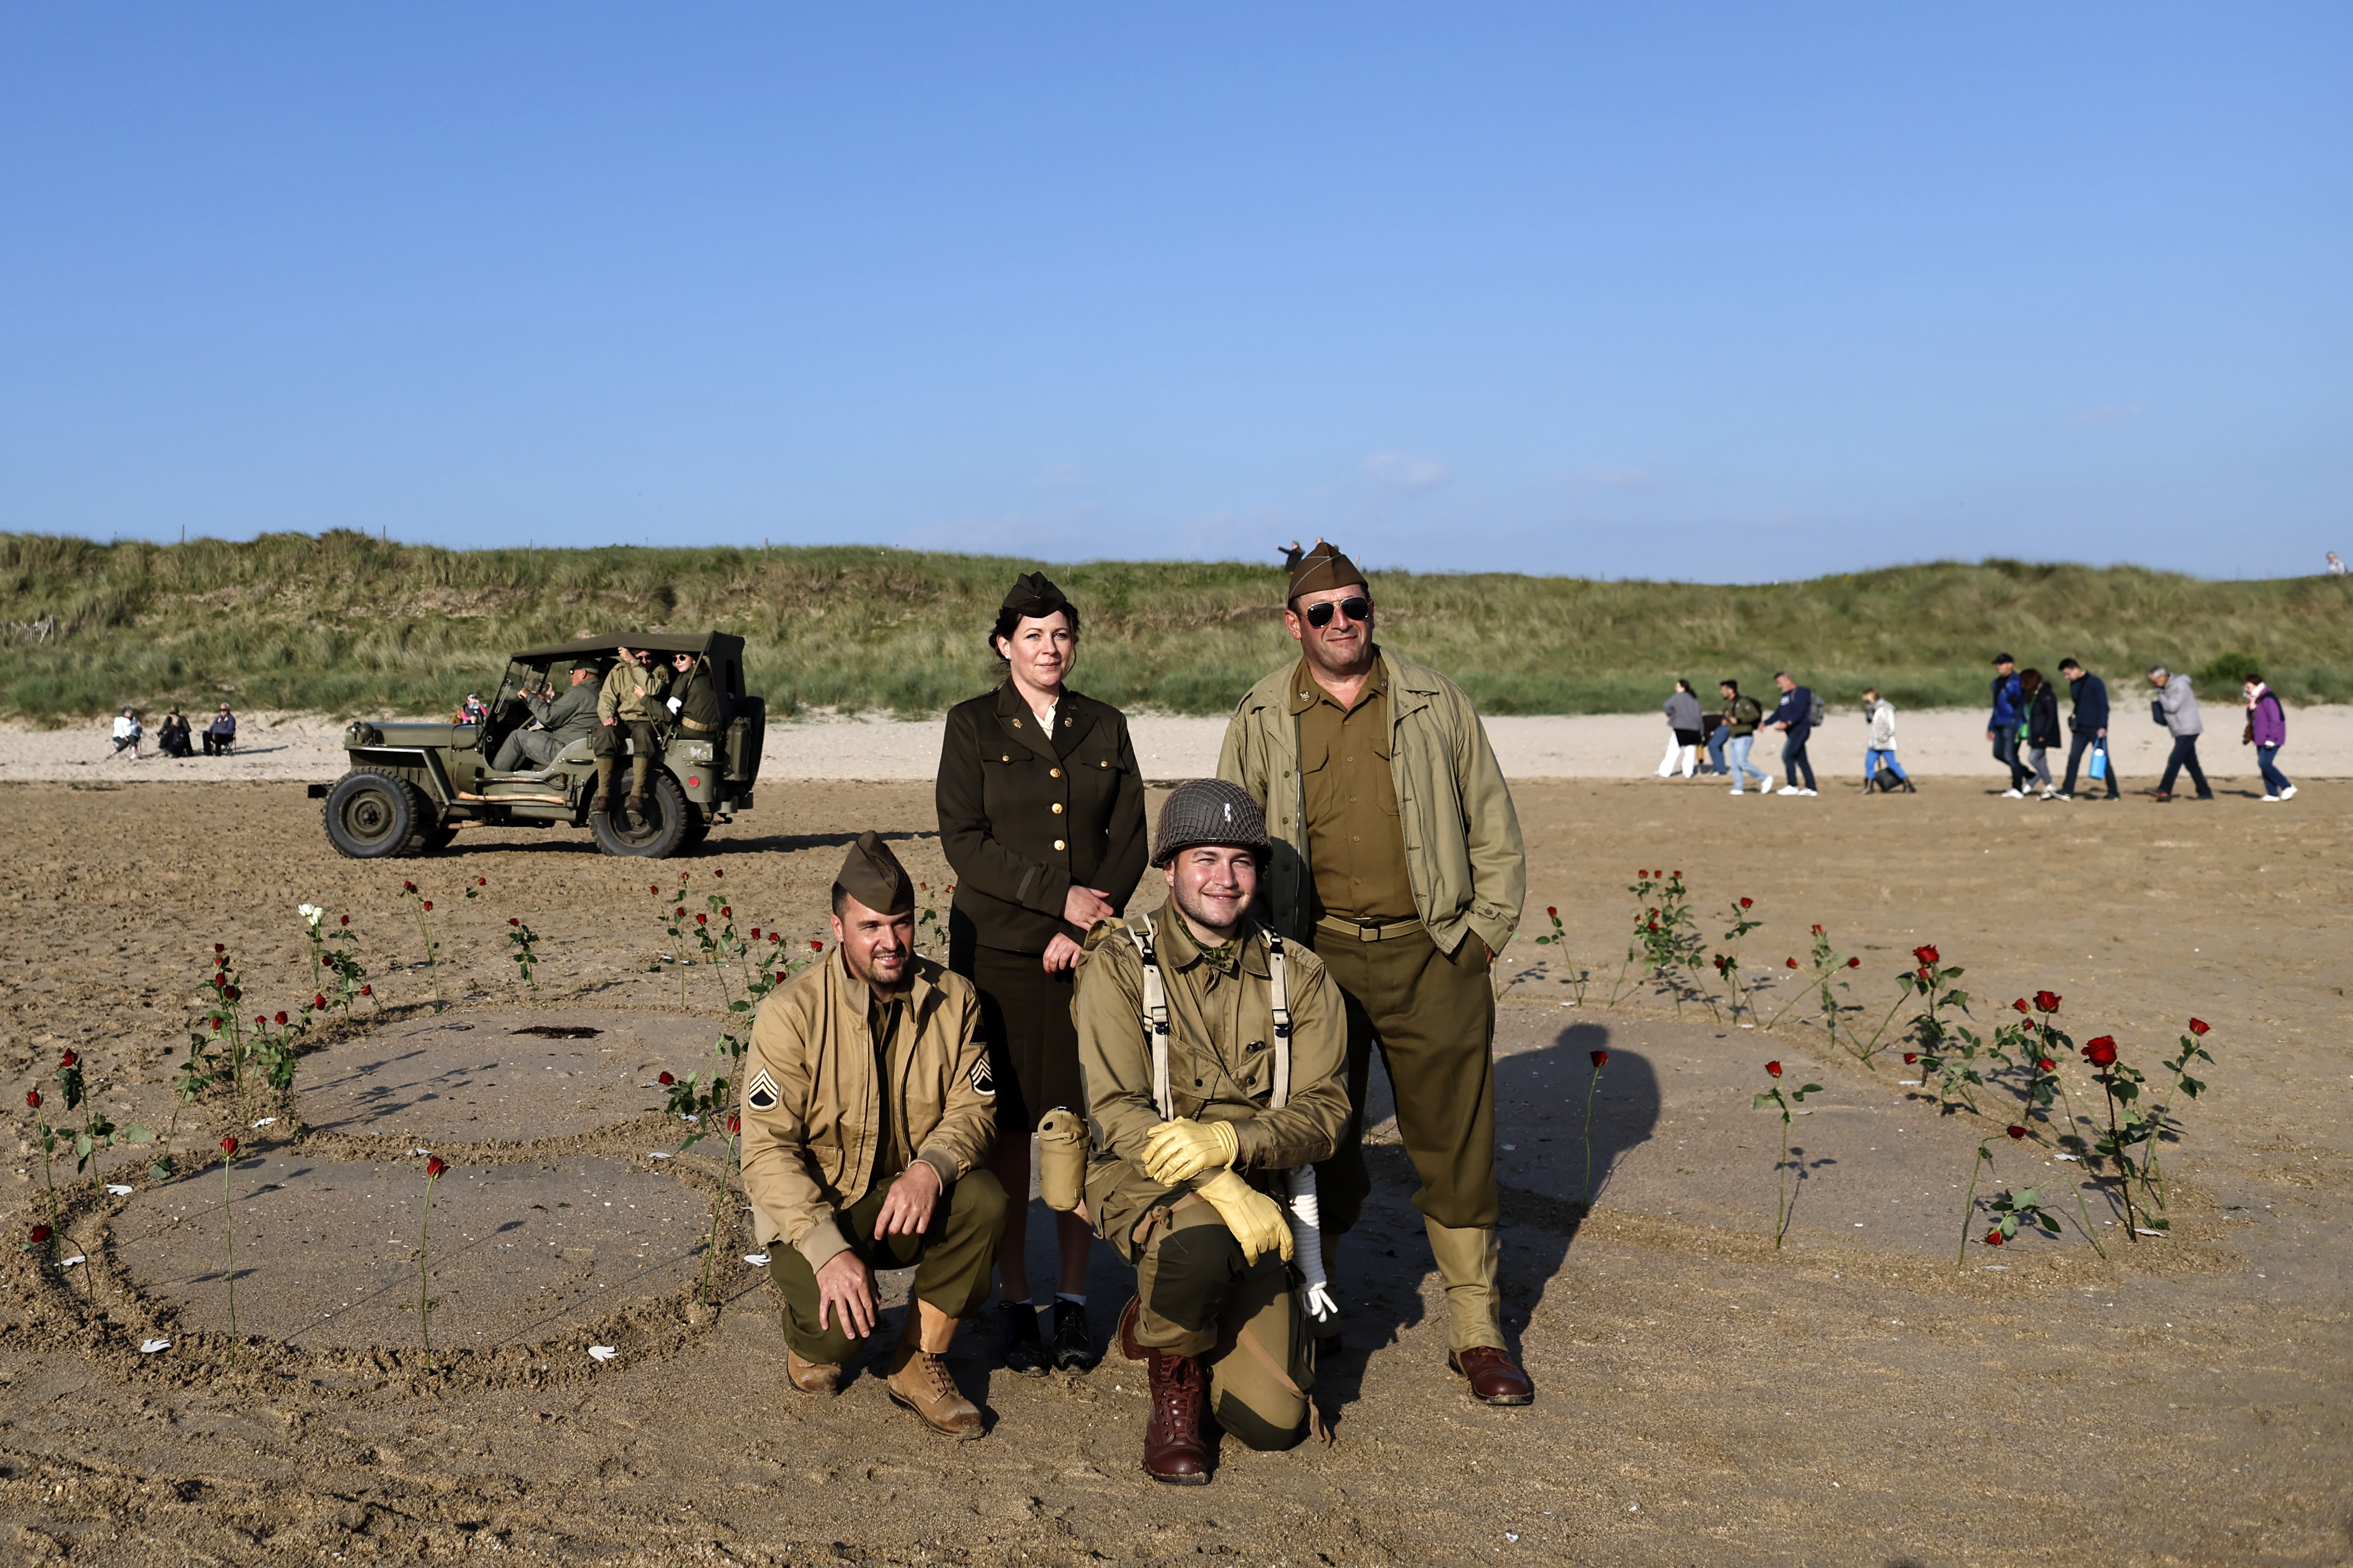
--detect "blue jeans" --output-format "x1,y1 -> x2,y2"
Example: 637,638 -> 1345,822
1782,726 -> 1816,790
1991,729 -> 2027,790
2256,744 -> 2290,796
1864,747 -> 1908,783
2157,734 -> 2211,798
1726,734 -> 1766,788
1705,726 -> 1730,775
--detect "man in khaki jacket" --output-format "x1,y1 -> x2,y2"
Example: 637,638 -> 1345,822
739,832 -> 1007,1439
1217,540 -> 1532,1405
1076,779 -> 1349,1482
592,646 -> 671,817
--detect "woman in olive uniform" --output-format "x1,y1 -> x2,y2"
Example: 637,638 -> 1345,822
936,572 -> 1148,1373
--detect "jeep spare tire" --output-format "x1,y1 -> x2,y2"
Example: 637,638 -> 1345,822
323,770 -> 424,859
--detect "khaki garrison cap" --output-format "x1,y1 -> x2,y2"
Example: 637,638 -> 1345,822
1283,539 -> 1367,602
837,830 -> 916,916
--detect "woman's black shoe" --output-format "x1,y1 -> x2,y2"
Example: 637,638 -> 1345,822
1051,1299 -> 1100,1372
1000,1301 -> 1049,1375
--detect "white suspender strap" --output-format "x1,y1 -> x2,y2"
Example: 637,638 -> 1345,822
1267,931 -> 1292,1112
1131,913 -> 1173,1121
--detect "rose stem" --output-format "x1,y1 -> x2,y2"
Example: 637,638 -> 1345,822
221,1148 -> 238,1355
420,1166 -> 437,1366
1577,1061 -> 1603,1209
1958,1145 -> 1991,1267
2097,1072 -> 2143,1241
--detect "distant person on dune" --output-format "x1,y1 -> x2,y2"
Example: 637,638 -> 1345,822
1657,680 -> 1702,779
2329,551 -> 2346,576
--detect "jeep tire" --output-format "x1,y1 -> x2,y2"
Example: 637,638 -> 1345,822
323,770 -> 425,859
589,773 -> 690,859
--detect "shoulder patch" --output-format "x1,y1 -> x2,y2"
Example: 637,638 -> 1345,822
745,1067 -> 779,1112
969,1058 -> 994,1097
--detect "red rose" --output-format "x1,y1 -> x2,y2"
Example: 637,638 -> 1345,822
24,1089 -> 39,1109
713,870 -> 723,878
30,1223 -> 50,1245
224,985 -> 239,1001
2188,1018 -> 2210,1036
2037,1058 -> 2054,1072
1765,1060 -> 1782,1078
774,972 -> 786,984
720,906 -> 731,918
1672,870 -> 1682,879
1903,1053 -> 1918,1064
313,995 -> 326,1009
749,927 -> 761,940
253,1015 -> 265,1027
811,940 -> 823,951
475,877 -> 485,887
214,943 -> 225,954
1811,924 -> 1823,936
1547,906 -> 1558,918
658,1071 -> 674,1085
422,901 -> 433,911
59,1051 -> 77,1069
1846,957 -> 1860,969
1913,945 -> 1939,966
696,914 -> 707,925
509,917 -> 519,927
2007,1126 -> 2027,1140
427,1155 -> 449,1178
403,881 -> 415,893
676,907 -> 686,917
2012,998 -> 2031,1015
651,884 -> 661,895
360,985 -> 372,997
274,1011 -> 288,1026
727,1113 -> 741,1134
1786,958 -> 1799,969
769,934 -> 780,944
340,915 -> 350,926
220,1136 -> 238,1155
2082,1037 -> 2118,1066
1740,897 -> 1753,909
211,1016 -> 223,1030
1984,1230 -> 2005,1247
1591,1049 -> 1609,1068
2034,991 -> 2061,1014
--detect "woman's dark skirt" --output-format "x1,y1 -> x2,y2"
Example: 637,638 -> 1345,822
950,915 -> 1080,1142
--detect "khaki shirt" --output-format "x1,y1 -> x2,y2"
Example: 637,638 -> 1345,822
1218,645 -> 1526,958
1292,656 -> 1416,922
1074,914 -> 1348,1249
598,658 -> 672,724
738,949 -> 995,1272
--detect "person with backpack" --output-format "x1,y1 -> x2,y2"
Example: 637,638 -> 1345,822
2145,666 -> 2213,802
1657,680 -> 1704,779
2020,669 -> 2063,798
1860,689 -> 1913,792
1766,672 -> 1819,796
1987,654 -> 2028,797
2244,674 -> 2294,802
2054,658 -> 2118,800
1720,680 -> 1770,795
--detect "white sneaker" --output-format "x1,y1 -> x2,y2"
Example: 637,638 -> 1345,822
2002,789 -> 2025,799
1799,788 -> 1818,796
2282,785 -> 2298,800
2259,794 -> 2281,803
1729,787 -> 1746,795
1757,778 -> 1773,795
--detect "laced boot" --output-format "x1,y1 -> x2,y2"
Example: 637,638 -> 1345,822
1142,1347 -> 1211,1485
885,1341 -> 985,1440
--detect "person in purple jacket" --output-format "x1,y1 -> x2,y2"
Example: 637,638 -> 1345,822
2243,675 -> 2294,802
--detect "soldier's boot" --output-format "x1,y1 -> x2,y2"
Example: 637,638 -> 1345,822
1428,1220 -> 1534,1406
590,755 -> 616,815
1142,1348 -> 1212,1485
785,1348 -> 841,1396
884,1340 -> 985,1440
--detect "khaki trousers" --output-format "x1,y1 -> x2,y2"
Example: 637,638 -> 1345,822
767,1172 -> 1007,1366
1125,1198 -> 1314,1452
591,720 -> 657,798
1310,922 -> 1505,1352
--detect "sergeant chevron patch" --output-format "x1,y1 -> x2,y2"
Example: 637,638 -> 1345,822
745,1068 -> 779,1111
969,1058 -> 994,1097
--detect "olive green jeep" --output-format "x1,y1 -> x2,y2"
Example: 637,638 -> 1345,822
311,632 -> 764,859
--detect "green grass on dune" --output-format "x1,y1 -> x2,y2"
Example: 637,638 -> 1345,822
5,531 -> 2349,723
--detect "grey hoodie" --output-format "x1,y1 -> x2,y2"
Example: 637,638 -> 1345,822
2156,674 -> 2202,738
1664,690 -> 1703,732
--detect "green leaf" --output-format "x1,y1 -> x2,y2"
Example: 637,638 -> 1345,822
123,1125 -> 153,1144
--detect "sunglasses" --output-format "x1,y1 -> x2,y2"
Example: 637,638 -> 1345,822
1303,595 -> 1372,629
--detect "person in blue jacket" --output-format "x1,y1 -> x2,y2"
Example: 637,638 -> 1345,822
1765,672 -> 1817,795
1985,654 -> 2028,797
2054,658 -> 2117,799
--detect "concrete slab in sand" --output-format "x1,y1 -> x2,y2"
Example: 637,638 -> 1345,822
113,1154 -> 721,1349
296,1008 -> 729,1140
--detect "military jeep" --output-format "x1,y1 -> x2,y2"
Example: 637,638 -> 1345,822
312,632 -> 765,859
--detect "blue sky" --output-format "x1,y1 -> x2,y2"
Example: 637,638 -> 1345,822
3,4 -> 2345,582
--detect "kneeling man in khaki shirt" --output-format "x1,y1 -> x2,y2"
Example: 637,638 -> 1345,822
739,832 -> 1007,1439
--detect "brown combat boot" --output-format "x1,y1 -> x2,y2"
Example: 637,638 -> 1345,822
1142,1347 -> 1211,1485
589,792 -> 611,815
885,1343 -> 984,1440
623,793 -> 646,818
785,1348 -> 839,1396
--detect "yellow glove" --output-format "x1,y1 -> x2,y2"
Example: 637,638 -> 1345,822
1194,1169 -> 1294,1265
1141,1118 -> 1239,1186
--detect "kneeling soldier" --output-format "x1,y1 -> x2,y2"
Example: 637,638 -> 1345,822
739,832 -> 1008,1439
1075,779 -> 1348,1483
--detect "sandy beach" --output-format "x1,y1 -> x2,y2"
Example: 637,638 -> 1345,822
18,703 -> 2353,786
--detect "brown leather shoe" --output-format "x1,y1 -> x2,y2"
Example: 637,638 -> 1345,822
1142,1348 -> 1211,1485
786,1348 -> 840,1396
589,792 -> 611,815
885,1345 -> 985,1440
1449,1346 -> 1535,1406
624,793 -> 646,817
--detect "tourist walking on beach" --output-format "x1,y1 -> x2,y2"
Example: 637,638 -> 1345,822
1766,672 -> 1817,795
1657,680 -> 1703,779
2020,669 -> 2062,798
2055,658 -> 2118,801
1987,654 -> 2027,797
2146,666 -> 2212,802
2244,675 -> 2294,801
936,571 -> 1148,1375
1721,681 -> 1769,794
1219,539 -> 1534,1405
1860,689 -> 1913,792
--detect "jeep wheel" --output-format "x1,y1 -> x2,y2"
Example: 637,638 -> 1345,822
323,770 -> 424,859
590,774 -> 690,859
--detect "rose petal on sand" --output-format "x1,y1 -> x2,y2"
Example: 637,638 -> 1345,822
139,1339 -> 170,1353
588,1346 -> 618,1363
648,1152 -> 671,1159
106,1184 -> 133,1195
250,1117 -> 277,1127
60,1255 -> 86,1267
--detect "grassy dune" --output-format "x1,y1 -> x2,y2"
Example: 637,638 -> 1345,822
6,530 -> 2350,722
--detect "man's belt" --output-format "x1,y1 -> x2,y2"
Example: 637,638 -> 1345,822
1315,914 -> 1423,943
681,717 -> 717,732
